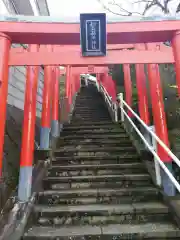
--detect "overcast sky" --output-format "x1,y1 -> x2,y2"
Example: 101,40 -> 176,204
47,0 -> 180,19
47,0 -> 108,17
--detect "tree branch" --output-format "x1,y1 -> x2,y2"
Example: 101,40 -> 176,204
97,0 -> 142,16
108,0 -> 142,15
98,0 -> 175,16
143,0 -> 156,15
97,0 -> 132,16
176,1 -> 180,12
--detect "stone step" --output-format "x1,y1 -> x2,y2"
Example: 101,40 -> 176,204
54,149 -> 137,158
63,121 -> 113,126
55,146 -> 136,153
59,134 -> 129,140
75,99 -> 104,102
71,118 -> 111,121
63,124 -> 121,130
23,223 -> 180,239
73,108 -> 109,112
71,119 -> 111,123
75,101 -> 105,103
72,114 -> 110,117
75,100 -> 104,104
43,174 -> 152,190
47,163 -> 145,177
52,155 -> 140,165
74,109 -> 106,112
58,139 -> 131,146
34,202 -> 171,226
64,123 -> 121,128
37,187 -> 161,205
61,129 -> 125,135
73,104 -> 105,108
72,112 -> 110,116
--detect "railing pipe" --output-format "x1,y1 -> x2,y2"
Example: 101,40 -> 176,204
123,109 -> 180,192
122,99 -> 180,169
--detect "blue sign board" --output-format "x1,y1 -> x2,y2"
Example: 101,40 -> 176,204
80,13 -> 106,57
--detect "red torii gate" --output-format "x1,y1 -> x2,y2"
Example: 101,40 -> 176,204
0,18 -> 179,200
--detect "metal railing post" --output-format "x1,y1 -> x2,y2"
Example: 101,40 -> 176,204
149,125 -> 161,186
114,102 -> 118,122
118,93 -> 124,122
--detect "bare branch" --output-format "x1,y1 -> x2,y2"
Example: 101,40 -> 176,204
97,0 -> 142,16
108,0 -> 142,15
98,0 -> 176,16
176,2 -> 180,13
133,0 -> 153,3
97,0 -> 133,16
143,0 -> 156,15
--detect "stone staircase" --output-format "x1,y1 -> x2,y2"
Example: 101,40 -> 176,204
23,85 -> 180,239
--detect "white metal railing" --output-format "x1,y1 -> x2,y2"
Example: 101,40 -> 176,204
118,93 -> 180,194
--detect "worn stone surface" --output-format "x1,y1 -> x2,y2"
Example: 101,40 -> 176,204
23,85 -> 180,239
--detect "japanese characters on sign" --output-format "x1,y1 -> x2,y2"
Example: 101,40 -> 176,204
80,13 -> 106,57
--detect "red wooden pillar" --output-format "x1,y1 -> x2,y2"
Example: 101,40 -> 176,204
123,64 -> 133,117
147,61 -> 175,196
18,45 -> 39,201
0,33 -> 11,178
147,63 -> 170,161
135,44 -> 149,124
69,68 -> 72,106
135,50 -> 150,124
65,65 -> 71,114
172,31 -> 180,97
40,45 -> 53,149
75,74 -> 79,92
51,67 -> 60,138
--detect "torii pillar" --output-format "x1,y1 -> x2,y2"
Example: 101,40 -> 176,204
0,34 -> 11,178
172,31 -> 180,97
123,64 -> 133,117
146,44 -> 175,196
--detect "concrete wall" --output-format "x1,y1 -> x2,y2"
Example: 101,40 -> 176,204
8,65 -> 44,118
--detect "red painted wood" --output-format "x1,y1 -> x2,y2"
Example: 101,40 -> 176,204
20,45 -> 39,167
0,33 -> 11,176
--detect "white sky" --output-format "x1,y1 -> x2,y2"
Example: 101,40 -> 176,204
47,0 -> 180,19
47,0 -> 108,17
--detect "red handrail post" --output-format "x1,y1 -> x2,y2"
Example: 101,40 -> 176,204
18,44 -> 39,201
0,33 -> 11,179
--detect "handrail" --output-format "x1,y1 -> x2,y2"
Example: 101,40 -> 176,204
100,84 -> 112,103
123,110 -> 180,192
118,93 -> 180,194
121,97 -> 180,169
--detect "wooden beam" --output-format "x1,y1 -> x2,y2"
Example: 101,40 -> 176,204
9,49 -> 174,66
0,19 -> 180,44
71,67 -> 109,74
